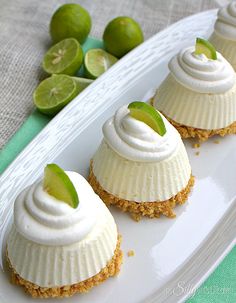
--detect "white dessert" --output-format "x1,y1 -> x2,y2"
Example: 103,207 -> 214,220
92,105 -> 191,202
209,2 -> 236,69
154,46 -> 236,130
7,172 -> 118,288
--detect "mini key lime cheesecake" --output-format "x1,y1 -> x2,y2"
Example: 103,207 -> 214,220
209,2 -> 236,70
6,164 -> 122,298
153,38 -> 236,141
89,102 -> 194,221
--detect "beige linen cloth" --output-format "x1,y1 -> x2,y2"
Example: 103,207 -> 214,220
0,0 -> 224,149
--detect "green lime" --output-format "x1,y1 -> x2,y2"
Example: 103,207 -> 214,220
195,38 -> 217,60
43,164 -> 79,208
33,74 -> 77,116
128,101 -> 166,136
72,77 -> 93,93
42,38 -> 83,76
103,16 -> 144,58
50,3 -> 91,44
84,49 -> 118,79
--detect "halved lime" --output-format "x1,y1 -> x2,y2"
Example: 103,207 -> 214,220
84,49 -> 118,79
42,38 -> 83,76
72,77 -> 93,93
128,101 -> 166,136
195,38 -> 217,60
43,164 -> 79,208
33,74 -> 77,116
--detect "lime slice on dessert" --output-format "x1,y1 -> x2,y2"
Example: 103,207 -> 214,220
84,49 -> 118,79
43,164 -> 79,208
42,38 -> 83,76
33,74 -> 77,116
195,38 -> 217,60
128,101 -> 166,136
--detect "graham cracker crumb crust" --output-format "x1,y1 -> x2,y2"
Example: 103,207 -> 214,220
89,163 -> 195,221
192,143 -> 200,149
166,116 -> 236,142
127,250 -> 135,257
6,235 -> 123,298
150,97 -> 236,141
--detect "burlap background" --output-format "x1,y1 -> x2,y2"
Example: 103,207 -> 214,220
0,0 -> 224,149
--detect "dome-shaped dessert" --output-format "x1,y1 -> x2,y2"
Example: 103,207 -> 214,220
153,40 -> 236,141
209,2 -> 236,70
89,103 -> 194,220
7,165 -> 122,298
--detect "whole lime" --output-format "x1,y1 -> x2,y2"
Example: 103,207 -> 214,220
50,3 -> 91,44
103,16 -> 144,58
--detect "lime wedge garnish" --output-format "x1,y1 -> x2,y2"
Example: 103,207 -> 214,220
43,164 -> 79,208
84,49 -> 118,79
128,102 -> 166,136
195,38 -> 217,60
42,38 -> 83,76
33,74 -> 77,116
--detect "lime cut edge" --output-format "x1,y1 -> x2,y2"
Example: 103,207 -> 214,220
43,163 -> 79,208
33,74 -> 77,116
128,101 -> 167,136
195,37 -> 217,60
42,38 -> 83,76
84,48 -> 118,79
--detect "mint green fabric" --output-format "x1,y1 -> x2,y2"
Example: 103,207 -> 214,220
187,247 -> 236,302
0,36 -> 235,303
0,110 -> 50,173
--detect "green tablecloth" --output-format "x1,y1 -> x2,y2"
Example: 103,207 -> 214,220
0,37 -> 235,303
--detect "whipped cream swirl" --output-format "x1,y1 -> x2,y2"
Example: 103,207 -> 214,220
103,105 -> 179,162
14,172 -> 97,246
214,2 -> 236,41
169,46 -> 235,93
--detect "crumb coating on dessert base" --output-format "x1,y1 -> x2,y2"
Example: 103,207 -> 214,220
89,164 -> 195,221
6,235 -> 123,298
149,97 -> 236,141
165,115 -> 236,142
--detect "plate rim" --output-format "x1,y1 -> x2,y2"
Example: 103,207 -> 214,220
1,8 -> 235,303
146,199 -> 236,303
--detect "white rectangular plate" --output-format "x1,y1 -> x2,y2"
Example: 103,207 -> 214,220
0,9 -> 235,303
